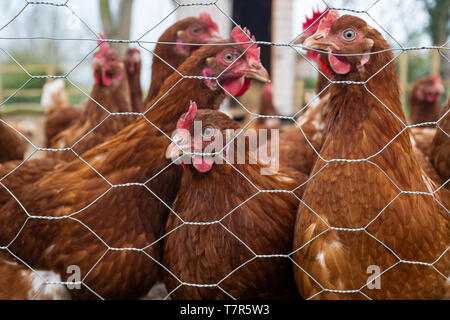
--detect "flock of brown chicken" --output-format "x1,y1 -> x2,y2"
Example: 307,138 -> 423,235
0,9 -> 448,300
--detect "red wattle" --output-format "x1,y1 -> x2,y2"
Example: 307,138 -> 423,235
235,78 -> 251,97
102,70 -> 112,86
328,55 -> 351,75
192,156 -> 213,173
317,55 -> 332,78
222,76 -> 251,97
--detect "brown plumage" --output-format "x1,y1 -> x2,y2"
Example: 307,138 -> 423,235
409,74 -> 445,126
163,106 -> 305,299
48,44 -> 133,161
45,107 -> 82,147
144,13 -> 221,106
410,127 -> 436,158
276,10 -> 335,177
242,83 -> 282,133
41,79 -> 81,146
0,250 -> 71,300
0,158 -> 63,207
292,12 -> 449,299
124,47 -> 143,113
430,101 -> 450,183
0,117 -> 27,163
0,38 -> 269,299
278,95 -> 330,176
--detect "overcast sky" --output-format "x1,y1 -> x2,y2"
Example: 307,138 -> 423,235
0,0 -> 435,89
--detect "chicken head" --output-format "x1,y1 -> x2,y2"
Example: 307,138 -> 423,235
175,12 -> 222,56
166,101 -> 239,173
201,26 -> 270,97
303,11 -> 377,77
92,33 -> 125,87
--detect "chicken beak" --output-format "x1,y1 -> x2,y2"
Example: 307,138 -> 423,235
92,57 -> 104,70
293,34 -> 308,46
165,142 -> 183,160
244,62 -> 271,83
303,33 -> 332,52
176,30 -> 186,40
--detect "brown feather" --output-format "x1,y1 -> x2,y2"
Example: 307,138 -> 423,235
430,101 -> 450,183
0,117 -> 26,163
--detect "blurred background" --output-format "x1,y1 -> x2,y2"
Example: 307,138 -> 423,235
0,0 -> 448,125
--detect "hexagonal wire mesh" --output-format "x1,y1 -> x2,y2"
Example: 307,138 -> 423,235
0,0 -> 448,300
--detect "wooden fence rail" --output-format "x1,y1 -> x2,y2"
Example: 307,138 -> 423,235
1,50 -> 448,115
0,64 -> 88,110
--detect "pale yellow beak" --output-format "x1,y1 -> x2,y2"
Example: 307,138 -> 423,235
244,62 -> 271,83
165,142 -> 184,160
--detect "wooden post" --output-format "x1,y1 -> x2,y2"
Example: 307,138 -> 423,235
399,53 -> 408,109
295,79 -> 304,112
0,66 -> 3,104
430,50 -> 440,75
271,0 -> 296,115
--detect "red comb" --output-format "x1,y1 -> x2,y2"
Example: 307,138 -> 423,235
199,12 -> 219,33
231,26 -> 260,62
95,32 -> 110,58
317,10 -> 339,34
303,7 -> 328,36
177,101 -> 198,130
431,73 -> 442,85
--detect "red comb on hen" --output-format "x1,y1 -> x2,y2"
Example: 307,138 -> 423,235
302,8 -> 335,60
231,26 -> 260,62
303,7 -> 328,37
431,73 -> 442,85
177,101 -> 198,130
199,12 -> 219,33
317,10 -> 340,35
95,32 -> 110,58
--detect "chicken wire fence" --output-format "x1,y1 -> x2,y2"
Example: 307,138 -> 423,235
0,0 -> 448,300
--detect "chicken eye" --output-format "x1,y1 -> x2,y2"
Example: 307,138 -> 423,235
191,26 -> 200,34
342,29 -> 356,41
203,126 -> 215,140
223,52 -> 234,63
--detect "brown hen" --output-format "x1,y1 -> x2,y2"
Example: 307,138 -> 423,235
48,40 -> 133,161
409,74 -> 445,126
41,79 -> 82,147
144,12 -> 222,105
242,83 -> 282,132
163,102 -> 304,299
292,12 -> 449,300
124,47 -> 143,113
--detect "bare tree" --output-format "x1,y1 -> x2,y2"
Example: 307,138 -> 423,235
419,0 -> 450,78
99,0 -> 134,57
421,0 -> 449,45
